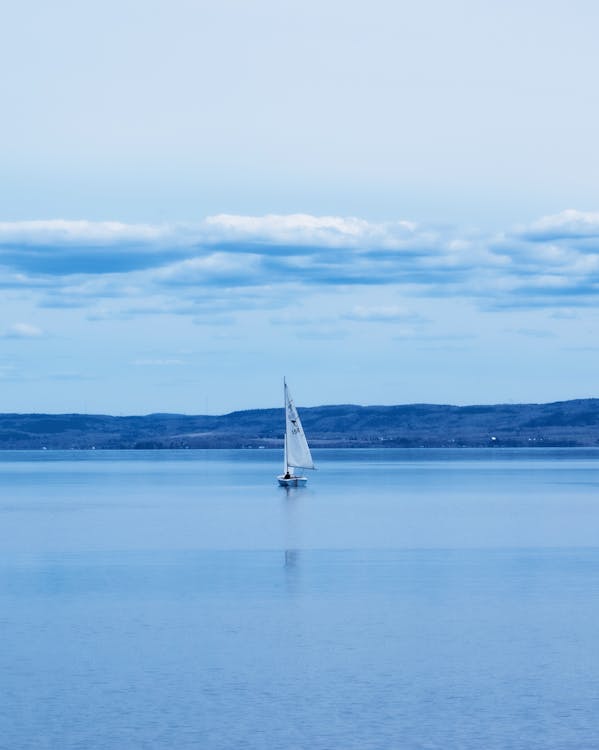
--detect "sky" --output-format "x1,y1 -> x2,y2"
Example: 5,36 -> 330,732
2,0 -> 599,414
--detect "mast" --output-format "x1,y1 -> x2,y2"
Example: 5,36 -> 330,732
283,377 -> 288,474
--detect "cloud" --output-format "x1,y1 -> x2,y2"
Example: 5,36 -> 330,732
2,322 -> 44,338
204,213 -> 417,247
0,219 -> 197,276
0,219 -> 172,245
1,210 -> 599,312
518,209 -> 599,241
155,252 -> 264,286
343,305 -> 428,323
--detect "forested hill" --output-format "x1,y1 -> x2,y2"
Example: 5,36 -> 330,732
1,398 -> 599,448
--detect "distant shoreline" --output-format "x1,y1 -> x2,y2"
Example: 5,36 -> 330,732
0,398 -> 598,450
1,446 -> 599,453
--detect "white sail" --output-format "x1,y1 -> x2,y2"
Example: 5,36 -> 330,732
284,380 -> 314,471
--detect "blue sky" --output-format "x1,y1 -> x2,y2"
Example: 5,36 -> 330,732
2,0 -> 599,413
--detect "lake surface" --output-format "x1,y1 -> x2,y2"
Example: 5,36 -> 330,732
2,448 -> 599,749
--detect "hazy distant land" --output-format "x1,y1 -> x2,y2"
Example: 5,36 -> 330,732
0,399 -> 598,449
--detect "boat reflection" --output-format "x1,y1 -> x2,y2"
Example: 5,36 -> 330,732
284,549 -> 299,568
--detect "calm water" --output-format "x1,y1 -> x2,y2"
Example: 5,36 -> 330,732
2,448 -> 599,749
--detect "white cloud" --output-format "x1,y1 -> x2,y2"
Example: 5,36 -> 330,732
0,211 -> 598,311
3,322 -> 44,338
204,212 -> 418,247
155,252 -> 263,285
0,219 -> 176,246
521,209 -> 599,240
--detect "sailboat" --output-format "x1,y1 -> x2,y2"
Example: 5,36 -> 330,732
277,379 -> 315,487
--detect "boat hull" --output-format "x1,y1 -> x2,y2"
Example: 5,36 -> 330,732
277,475 -> 308,487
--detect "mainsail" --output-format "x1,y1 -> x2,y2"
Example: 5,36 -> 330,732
284,380 -> 314,471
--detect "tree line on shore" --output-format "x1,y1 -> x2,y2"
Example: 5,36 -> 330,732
0,398 -> 598,449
